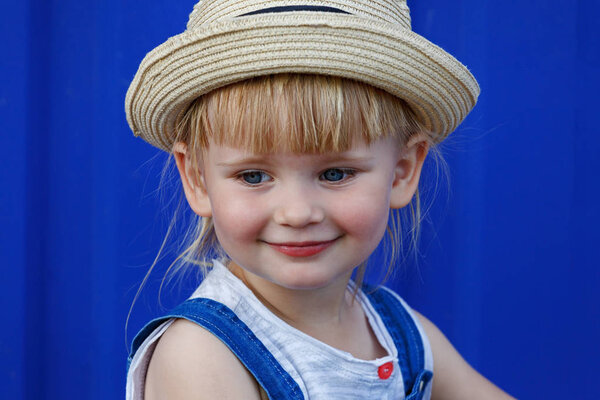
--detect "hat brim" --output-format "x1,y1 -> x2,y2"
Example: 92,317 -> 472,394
126,12 -> 479,151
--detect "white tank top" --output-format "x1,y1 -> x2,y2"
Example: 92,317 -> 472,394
127,260 -> 433,399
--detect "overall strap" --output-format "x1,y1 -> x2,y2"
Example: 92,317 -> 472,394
365,288 -> 433,400
129,298 -> 304,400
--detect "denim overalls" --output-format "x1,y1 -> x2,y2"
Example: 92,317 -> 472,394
128,264 -> 433,399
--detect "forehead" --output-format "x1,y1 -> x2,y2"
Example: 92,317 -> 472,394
202,135 -> 400,164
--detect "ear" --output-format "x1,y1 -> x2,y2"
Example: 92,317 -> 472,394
389,134 -> 430,209
173,142 -> 212,217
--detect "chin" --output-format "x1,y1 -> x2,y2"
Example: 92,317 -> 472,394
274,268 -> 346,291
279,280 -> 331,291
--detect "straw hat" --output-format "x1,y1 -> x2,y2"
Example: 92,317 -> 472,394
125,0 -> 480,152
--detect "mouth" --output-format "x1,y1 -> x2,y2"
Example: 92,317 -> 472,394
264,238 -> 339,257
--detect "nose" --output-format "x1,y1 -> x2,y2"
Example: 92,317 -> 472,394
272,190 -> 325,228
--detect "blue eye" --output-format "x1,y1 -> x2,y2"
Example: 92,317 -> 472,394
321,168 -> 352,182
240,171 -> 270,185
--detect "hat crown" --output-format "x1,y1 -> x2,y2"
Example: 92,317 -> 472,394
126,0 -> 479,151
187,0 -> 412,31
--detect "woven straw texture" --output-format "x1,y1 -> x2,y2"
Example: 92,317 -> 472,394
125,0 -> 480,152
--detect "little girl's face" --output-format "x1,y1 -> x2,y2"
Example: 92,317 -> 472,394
181,135 -> 423,291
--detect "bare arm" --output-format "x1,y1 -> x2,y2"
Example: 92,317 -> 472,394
145,318 -> 262,400
415,312 -> 516,400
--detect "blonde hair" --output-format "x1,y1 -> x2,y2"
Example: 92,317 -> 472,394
129,74 -> 436,325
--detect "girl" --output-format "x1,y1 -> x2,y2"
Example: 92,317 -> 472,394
125,1 -> 514,399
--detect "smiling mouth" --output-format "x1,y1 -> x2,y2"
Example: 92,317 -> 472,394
265,238 -> 339,257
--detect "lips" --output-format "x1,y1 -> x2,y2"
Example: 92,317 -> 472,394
265,238 -> 338,257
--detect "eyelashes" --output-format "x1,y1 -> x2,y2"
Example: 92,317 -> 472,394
320,168 -> 355,182
238,170 -> 272,185
236,168 -> 357,186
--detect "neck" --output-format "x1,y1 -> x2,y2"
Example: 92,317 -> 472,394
229,261 -> 387,361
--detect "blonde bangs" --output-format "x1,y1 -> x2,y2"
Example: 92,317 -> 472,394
175,74 -> 425,154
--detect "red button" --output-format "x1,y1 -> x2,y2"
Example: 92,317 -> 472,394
377,362 -> 394,380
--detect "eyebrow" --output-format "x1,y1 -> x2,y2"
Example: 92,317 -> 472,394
316,154 -> 375,163
216,153 -> 375,168
216,156 -> 272,167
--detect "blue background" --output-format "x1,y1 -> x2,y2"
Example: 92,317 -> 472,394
1,0 -> 598,398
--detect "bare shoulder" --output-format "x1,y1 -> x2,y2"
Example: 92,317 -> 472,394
145,318 -> 262,400
413,311 -> 516,400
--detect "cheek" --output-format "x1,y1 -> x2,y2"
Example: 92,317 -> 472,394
338,189 -> 391,242
210,192 -> 265,245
